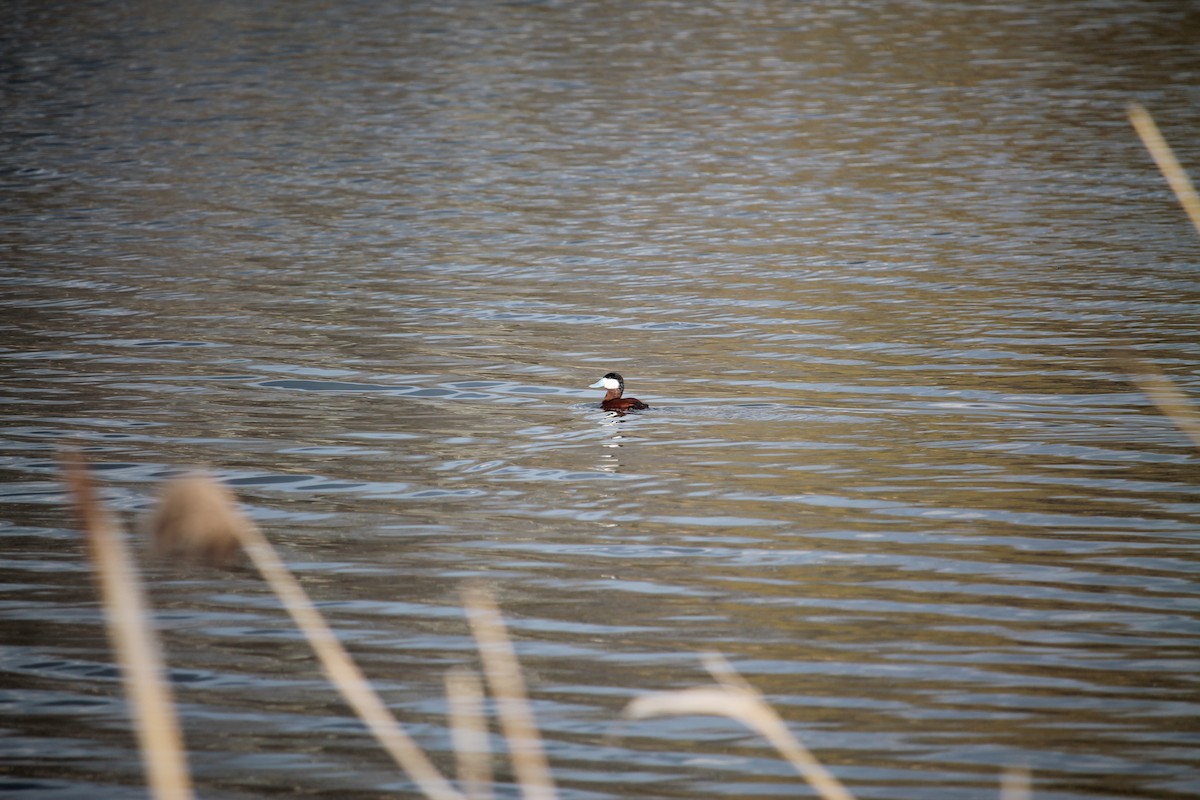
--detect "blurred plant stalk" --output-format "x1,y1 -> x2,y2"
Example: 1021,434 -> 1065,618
63,450 -> 194,800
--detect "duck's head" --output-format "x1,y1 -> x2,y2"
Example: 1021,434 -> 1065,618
589,372 -> 624,392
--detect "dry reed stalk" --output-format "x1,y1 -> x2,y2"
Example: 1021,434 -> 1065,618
445,667 -> 495,800
1000,765 -> 1032,800
1127,103 -> 1200,238
150,472 -> 464,800
463,585 -> 557,800
62,451 -> 194,800
622,652 -> 855,800
1118,354 -> 1200,450
1124,105 -> 1200,449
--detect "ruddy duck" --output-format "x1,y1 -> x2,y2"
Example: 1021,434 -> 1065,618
590,372 -> 649,413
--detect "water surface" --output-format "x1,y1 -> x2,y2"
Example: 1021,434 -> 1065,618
3,2 -> 1200,799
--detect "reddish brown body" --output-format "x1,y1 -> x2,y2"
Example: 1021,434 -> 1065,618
602,393 -> 650,413
591,372 -> 649,413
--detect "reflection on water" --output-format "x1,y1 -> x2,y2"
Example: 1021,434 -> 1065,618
596,421 -> 627,474
3,1 -> 1200,799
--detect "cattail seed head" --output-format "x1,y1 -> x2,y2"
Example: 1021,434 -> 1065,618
147,472 -> 250,565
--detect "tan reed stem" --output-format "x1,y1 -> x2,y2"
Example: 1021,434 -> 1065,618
1128,103 -> 1200,238
463,585 -> 557,800
623,654 -> 855,800
445,667 -> 495,800
1001,765 -> 1032,800
149,471 -> 463,800
1117,352 -> 1200,449
62,451 -> 194,800
233,520 -> 465,800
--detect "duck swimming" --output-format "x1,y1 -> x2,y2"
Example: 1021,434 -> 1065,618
590,372 -> 649,413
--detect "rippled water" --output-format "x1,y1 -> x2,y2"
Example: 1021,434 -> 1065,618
3,2 -> 1200,799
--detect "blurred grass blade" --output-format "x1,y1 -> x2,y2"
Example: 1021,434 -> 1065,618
151,472 -> 464,800
1117,352 -> 1200,449
63,451 -> 194,800
700,650 -> 756,691
1128,103 -> 1200,238
623,678 -> 855,800
463,585 -> 557,800
1001,765 -> 1032,800
446,667 -> 494,800
238,524 -> 464,800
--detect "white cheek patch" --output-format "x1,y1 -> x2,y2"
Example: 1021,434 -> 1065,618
602,377 -> 620,390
